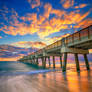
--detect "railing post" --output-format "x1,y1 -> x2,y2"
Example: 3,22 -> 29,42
62,53 -> 67,72
84,54 -> 90,70
79,31 -> 81,41
53,56 -> 55,68
88,27 -> 90,39
74,53 -> 80,71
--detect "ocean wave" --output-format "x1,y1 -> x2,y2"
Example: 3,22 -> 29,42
0,69 -> 59,76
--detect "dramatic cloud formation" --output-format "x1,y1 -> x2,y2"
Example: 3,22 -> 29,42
0,2 -> 91,41
11,41 -> 46,48
0,0 -> 92,47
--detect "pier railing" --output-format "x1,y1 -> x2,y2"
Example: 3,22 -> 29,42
65,25 -> 92,45
33,25 -> 92,55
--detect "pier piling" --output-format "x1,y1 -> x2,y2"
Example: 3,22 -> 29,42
84,54 -> 90,70
53,56 -> 55,68
48,57 -> 51,67
60,56 -> 62,68
42,57 -> 46,69
74,53 -> 80,71
62,53 -> 67,72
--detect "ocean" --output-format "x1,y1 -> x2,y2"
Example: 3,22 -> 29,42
0,61 -> 92,92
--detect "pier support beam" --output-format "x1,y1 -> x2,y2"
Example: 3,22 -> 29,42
48,57 -> 51,67
42,57 -> 46,69
74,53 -> 80,71
53,56 -> 55,68
41,57 -> 43,66
60,56 -> 62,68
62,53 -> 67,72
84,54 -> 90,70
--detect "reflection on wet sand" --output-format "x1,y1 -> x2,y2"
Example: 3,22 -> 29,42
0,63 -> 92,92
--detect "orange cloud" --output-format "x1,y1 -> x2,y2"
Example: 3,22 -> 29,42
61,0 -> 74,9
37,15 -> 46,24
11,41 -> 46,49
2,10 -> 90,38
1,3 -> 91,42
4,22 -> 38,35
75,4 -> 87,9
38,20 -> 69,38
43,3 -> 52,18
63,11 -> 90,24
51,9 -> 65,17
21,13 -> 37,22
28,0 -> 40,8
74,18 -> 92,28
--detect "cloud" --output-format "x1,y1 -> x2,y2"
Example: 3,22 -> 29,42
74,18 -> 92,28
75,4 -> 87,9
11,41 -> 46,48
63,11 -> 90,24
61,0 -> 74,9
51,9 -> 65,17
37,22 -> 69,38
0,3 -> 91,42
43,3 -> 52,18
21,13 -> 37,22
27,0 -> 41,8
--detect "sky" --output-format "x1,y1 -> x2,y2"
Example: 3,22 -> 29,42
0,0 -> 92,48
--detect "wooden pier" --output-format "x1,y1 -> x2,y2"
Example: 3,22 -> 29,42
19,25 -> 92,72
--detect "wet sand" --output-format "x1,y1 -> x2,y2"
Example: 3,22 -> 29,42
0,69 -> 92,92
